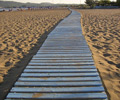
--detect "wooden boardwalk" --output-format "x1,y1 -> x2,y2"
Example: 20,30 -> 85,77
5,10 -> 107,100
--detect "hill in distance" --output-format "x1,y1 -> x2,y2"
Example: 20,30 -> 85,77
0,0 -> 55,8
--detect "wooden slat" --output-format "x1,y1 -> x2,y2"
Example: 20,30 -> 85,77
26,65 -> 96,69
44,39 -> 85,41
11,87 -> 104,93
18,77 -> 101,82
38,50 -> 91,52
47,36 -> 84,38
41,44 -> 87,46
34,54 -> 92,56
6,93 -> 107,99
30,59 -> 94,63
15,81 -> 102,87
37,52 -> 91,54
41,45 -> 89,47
42,43 -> 87,46
28,62 -> 94,66
44,39 -> 87,41
32,57 -> 93,60
4,98 -> 108,100
41,45 -> 88,46
19,76 -> 100,82
41,42 -> 88,45
45,39 -> 85,41
24,69 -> 97,73
40,48 -> 90,50
21,73 -> 99,77
38,51 -> 91,53
51,27 -> 82,32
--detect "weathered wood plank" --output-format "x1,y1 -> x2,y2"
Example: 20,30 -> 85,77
28,62 -> 94,66
42,44 -> 88,46
30,59 -> 94,63
45,38 -> 85,42
11,87 -> 104,93
40,46 -> 90,50
34,54 -> 92,56
6,93 -> 107,99
41,45 -> 88,47
37,52 -> 91,54
21,73 -> 99,77
42,41 -> 87,44
26,65 -> 96,69
32,57 -> 93,60
45,39 -> 85,40
38,49 -> 88,51
24,69 -> 97,73
18,76 -> 101,82
41,45 -> 88,46
38,50 -> 91,52
6,98 -> 104,100
15,81 -> 102,87
40,48 -> 90,50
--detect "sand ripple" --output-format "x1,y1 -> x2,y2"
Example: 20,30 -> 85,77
0,9 -> 70,83
77,9 -> 120,100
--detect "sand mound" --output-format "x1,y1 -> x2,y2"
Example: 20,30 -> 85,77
76,9 -> 120,100
0,9 -> 70,83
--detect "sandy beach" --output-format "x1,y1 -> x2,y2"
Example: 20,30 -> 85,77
76,9 -> 120,100
0,8 -> 120,100
0,9 -> 70,83
0,8 -> 71,99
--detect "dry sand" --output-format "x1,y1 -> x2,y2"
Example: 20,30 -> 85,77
0,9 -> 70,83
76,9 -> 120,100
